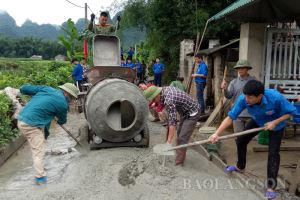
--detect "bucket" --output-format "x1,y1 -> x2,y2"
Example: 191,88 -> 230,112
258,130 -> 269,145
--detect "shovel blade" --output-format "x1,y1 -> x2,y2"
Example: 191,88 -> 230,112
153,143 -> 175,156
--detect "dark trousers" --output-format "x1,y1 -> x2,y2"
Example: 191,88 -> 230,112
137,73 -> 143,80
177,113 -> 200,144
154,73 -> 162,87
75,80 -> 83,92
235,119 -> 284,189
196,82 -> 206,113
175,112 -> 200,165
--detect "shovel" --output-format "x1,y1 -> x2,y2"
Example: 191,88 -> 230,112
59,124 -> 84,147
153,127 -> 264,156
59,124 -> 88,155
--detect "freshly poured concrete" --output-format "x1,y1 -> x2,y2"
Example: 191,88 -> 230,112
0,114 -> 260,200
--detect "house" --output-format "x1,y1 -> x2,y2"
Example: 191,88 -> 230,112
30,55 -> 42,60
179,0 -> 300,196
209,0 -> 300,100
55,54 -> 67,61
180,0 -> 300,106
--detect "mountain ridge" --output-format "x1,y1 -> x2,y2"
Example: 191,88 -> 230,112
0,11 -> 146,49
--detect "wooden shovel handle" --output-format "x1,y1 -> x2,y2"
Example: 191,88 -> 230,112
167,127 -> 264,151
60,124 -> 83,147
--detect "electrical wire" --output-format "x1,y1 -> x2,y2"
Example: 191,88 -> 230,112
87,5 -> 94,14
65,0 -> 84,8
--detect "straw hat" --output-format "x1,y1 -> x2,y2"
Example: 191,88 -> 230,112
144,86 -> 162,101
233,59 -> 252,69
58,83 -> 79,98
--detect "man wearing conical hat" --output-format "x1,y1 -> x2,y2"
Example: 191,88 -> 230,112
17,83 -> 79,184
221,59 -> 256,133
144,85 -> 200,166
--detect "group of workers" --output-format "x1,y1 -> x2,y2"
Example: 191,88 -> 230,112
14,11 -> 299,200
142,58 -> 298,200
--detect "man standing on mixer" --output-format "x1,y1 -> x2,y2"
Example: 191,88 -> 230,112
88,11 -> 120,35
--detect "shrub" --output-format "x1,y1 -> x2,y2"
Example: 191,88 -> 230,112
0,93 -> 19,147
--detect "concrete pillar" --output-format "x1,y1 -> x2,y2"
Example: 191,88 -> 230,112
213,55 -> 222,106
239,23 -> 267,81
179,39 -> 194,82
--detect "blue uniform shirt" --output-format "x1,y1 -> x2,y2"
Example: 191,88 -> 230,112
228,89 -> 296,131
72,63 -> 83,81
136,62 -> 143,73
153,63 -> 164,74
195,61 -> 208,83
18,85 -> 69,129
128,49 -> 134,57
124,63 -> 135,68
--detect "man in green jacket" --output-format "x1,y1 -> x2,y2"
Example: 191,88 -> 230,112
88,11 -> 120,35
170,77 -> 186,91
17,83 -> 79,184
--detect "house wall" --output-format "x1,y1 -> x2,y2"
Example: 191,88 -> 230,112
179,39 -> 194,80
179,39 -> 197,98
239,23 -> 267,81
211,55 -> 237,107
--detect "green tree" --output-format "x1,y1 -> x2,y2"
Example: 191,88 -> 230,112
120,0 -> 239,83
58,18 -> 83,60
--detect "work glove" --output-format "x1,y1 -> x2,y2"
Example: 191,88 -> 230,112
90,13 -> 95,22
117,15 -> 121,22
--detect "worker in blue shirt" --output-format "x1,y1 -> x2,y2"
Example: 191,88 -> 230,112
71,58 -> 84,91
135,59 -> 143,80
17,83 -> 79,185
209,80 -> 296,200
127,47 -> 134,60
152,58 -> 165,87
191,54 -> 208,115
124,58 -> 135,68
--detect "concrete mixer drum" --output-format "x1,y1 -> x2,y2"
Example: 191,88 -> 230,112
82,34 -> 149,149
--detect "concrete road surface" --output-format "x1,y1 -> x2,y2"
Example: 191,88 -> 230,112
0,114 -> 261,200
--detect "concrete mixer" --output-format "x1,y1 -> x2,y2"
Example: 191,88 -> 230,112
81,35 -> 149,149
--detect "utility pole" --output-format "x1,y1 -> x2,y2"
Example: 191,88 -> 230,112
85,3 -> 88,28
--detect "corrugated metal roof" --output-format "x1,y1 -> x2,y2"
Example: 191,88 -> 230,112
209,0 -> 258,22
186,39 -> 240,56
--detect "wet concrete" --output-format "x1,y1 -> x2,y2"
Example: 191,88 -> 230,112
0,114 -> 261,200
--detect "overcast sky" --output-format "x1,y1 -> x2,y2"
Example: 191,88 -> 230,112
0,0 -> 125,26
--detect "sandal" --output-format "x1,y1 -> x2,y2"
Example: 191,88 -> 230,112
265,191 -> 276,200
225,165 -> 239,173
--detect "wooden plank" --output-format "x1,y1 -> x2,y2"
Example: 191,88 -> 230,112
203,98 -> 230,127
289,159 -> 300,195
203,100 -> 223,127
253,146 -> 300,152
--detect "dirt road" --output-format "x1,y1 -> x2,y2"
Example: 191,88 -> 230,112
0,114 -> 260,200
